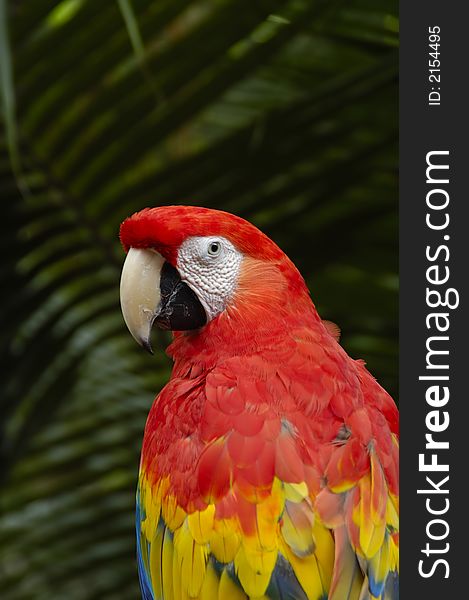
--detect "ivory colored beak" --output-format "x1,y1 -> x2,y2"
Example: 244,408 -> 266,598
120,248 -> 165,353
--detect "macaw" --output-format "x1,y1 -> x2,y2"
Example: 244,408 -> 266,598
119,205 -> 399,600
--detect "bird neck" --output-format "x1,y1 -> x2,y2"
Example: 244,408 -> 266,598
167,272 -> 322,371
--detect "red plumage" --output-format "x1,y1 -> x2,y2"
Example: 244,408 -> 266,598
120,205 -> 285,263
121,206 -> 399,599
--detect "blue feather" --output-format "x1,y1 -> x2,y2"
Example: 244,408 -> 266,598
136,490 -> 154,600
265,554 -> 309,600
384,570 -> 399,600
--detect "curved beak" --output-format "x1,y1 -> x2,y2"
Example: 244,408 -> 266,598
120,248 -> 164,353
120,248 -> 207,353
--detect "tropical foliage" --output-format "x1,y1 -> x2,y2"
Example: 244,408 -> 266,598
0,0 -> 397,598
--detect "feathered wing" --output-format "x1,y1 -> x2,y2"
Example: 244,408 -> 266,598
136,331 -> 399,600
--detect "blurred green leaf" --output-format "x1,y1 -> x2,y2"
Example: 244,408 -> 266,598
0,0 -> 19,173
117,0 -> 145,61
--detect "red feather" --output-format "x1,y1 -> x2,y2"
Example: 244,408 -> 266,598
127,206 -> 399,599
197,439 -> 232,503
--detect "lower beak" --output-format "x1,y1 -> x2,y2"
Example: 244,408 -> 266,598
120,248 -> 206,353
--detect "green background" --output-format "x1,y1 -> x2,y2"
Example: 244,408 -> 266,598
0,1 -> 398,598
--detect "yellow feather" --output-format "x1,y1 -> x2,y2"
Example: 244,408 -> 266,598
329,479 -> 357,494
154,477 -> 170,513
284,481 -> 309,502
358,475 -> 385,558
386,494 -> 399,531
370,533 -> 391,588
218,569 -> 247,600
279,541 -> 327,600
210,519 -> 241,563
141,517 -> 150,543
162,528 -> 174,599
281,499 -> 314,556
188,505 -> 215,544
140,478 -> 161,542
234,543 -> 277,598
312,518 -> 334,589
389,535 -> 399,572
251,486 -> 283,552
173,520 -> 208,597
172,548 -> 182,600
199,561 -> 220,600
358,475 -> 373,555
365,521 -> 386,560
370,453 -> 387,525
162,494 -> 187,531
149,525 -> 164,597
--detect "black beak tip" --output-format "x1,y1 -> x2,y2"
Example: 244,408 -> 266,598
140,337 -> 154,355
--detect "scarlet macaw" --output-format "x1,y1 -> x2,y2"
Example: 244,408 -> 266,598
119,206 -> 399,600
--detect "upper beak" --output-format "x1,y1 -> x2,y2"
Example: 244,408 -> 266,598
120,247 -> 207,353
120,248 -> 164,353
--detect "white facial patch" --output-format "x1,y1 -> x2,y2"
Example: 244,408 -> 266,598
176,236 -> 243,321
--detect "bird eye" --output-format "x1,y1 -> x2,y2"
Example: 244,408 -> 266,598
207,240 -> 221,257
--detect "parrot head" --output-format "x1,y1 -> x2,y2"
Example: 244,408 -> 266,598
119,206 -> 313,353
